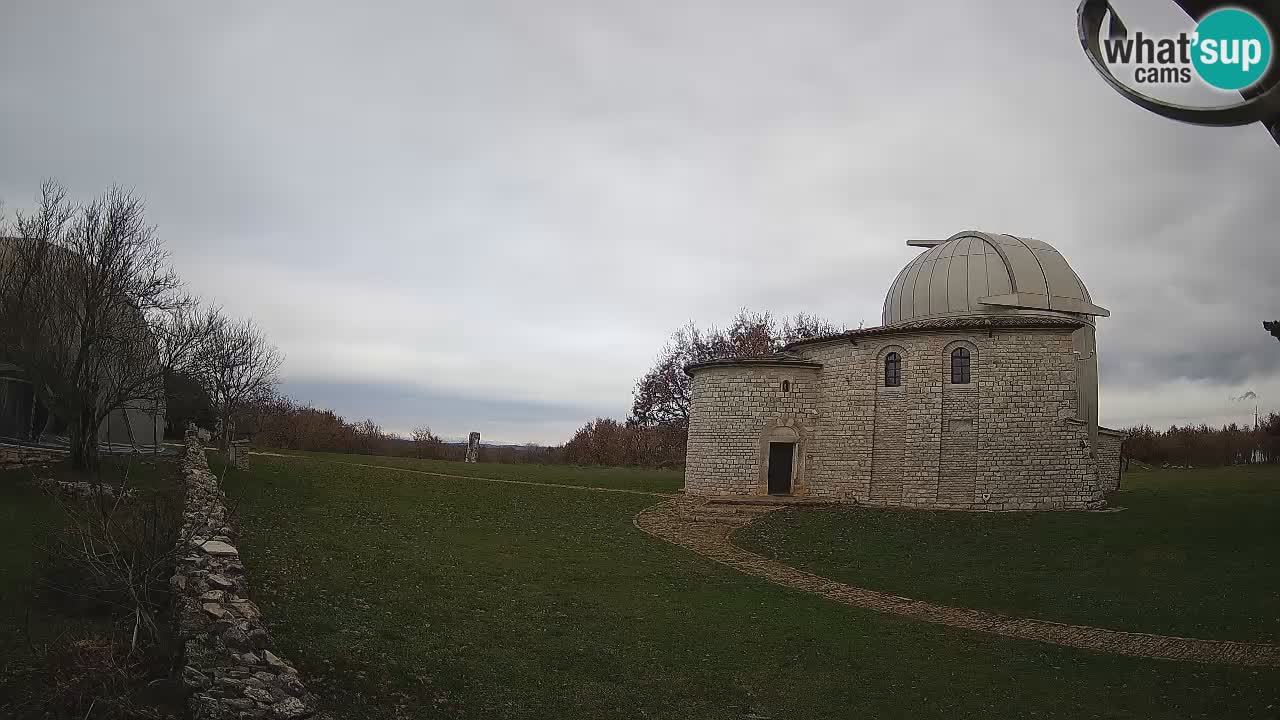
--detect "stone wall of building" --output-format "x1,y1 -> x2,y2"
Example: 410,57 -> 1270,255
173,433 -> 323,720
938,382 -> 979,505
868,380 -> 906,503
685,326 -> 1108,510
684,365 -> 820,495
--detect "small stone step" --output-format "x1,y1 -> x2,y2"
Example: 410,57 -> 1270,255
703,502 -> 775,516
686,512 -> 754,526
701,495 -> 833,507
693,504 -> 755,516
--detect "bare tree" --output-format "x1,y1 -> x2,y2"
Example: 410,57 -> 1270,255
44,483 -> 194,652
0,181 -> 197,473
780,311 -> 843,345
352,418 -> 385,454
629,309 -> 842,429
411,424 -> 443,459
199,315 -> 282,449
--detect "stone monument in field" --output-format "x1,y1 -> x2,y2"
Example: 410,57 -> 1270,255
465,432 -> 480,463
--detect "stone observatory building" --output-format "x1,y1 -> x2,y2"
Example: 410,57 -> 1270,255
683,230 -> 1125,511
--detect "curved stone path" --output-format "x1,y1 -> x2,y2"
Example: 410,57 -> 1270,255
635,498 -> 1280,667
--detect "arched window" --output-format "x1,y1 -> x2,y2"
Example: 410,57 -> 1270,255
781,380 -> 790,393
884,352 -> 901,387
951,347 -> 971,384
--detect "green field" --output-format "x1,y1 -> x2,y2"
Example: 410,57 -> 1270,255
737,464 -> 1280,643
0,475 -> 66,663
222,453 -> 1280,719
236,450 -> 684,493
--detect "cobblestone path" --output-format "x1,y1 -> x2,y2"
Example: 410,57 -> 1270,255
634,497 -> 1280,667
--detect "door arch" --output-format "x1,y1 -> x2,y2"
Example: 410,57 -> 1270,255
757,421 -> 806,496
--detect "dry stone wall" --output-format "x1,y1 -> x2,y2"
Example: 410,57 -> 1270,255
685,326 -> 1115,510
39,478 -> 136,500
173,432 -> 323,720
0,444 -> 66,470
1097,429 -> 1125,492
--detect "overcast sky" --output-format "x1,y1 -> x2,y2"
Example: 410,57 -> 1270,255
2,0 -> 1277,443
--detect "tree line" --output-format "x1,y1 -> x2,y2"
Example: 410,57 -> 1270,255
1120,415 -> 1280,468
214,393 -> 563,464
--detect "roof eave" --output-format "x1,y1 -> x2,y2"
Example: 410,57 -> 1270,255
683,357 -> 824,376
781,315 -> 1089,352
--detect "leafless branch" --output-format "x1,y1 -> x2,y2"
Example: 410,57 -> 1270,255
0,181 -> 207,474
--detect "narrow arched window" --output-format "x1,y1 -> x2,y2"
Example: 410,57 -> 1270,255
781,380 -> 790,393
951,347 -> 971,384
884,352 -> 901,387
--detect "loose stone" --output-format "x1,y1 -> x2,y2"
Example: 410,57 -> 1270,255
225,697 -> 257,711
200,539 -> 239,556
244,686 -> 276,703
247,627 -> 270,649
231,600 -> 260,619
277,673 -> 307,698
262,649 -> 288,671
202,602 -> 231,620
206,573 -> 236,590
268,696 -> 313,720
222,625 -> 252,650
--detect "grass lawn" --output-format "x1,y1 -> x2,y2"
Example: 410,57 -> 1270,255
0,452 -> 182,716
0,453 -> 179,658
223,453 -> 1280,719
737,465 -> 1280,643
240,449 -> 684,493
0,472 -> 66,664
